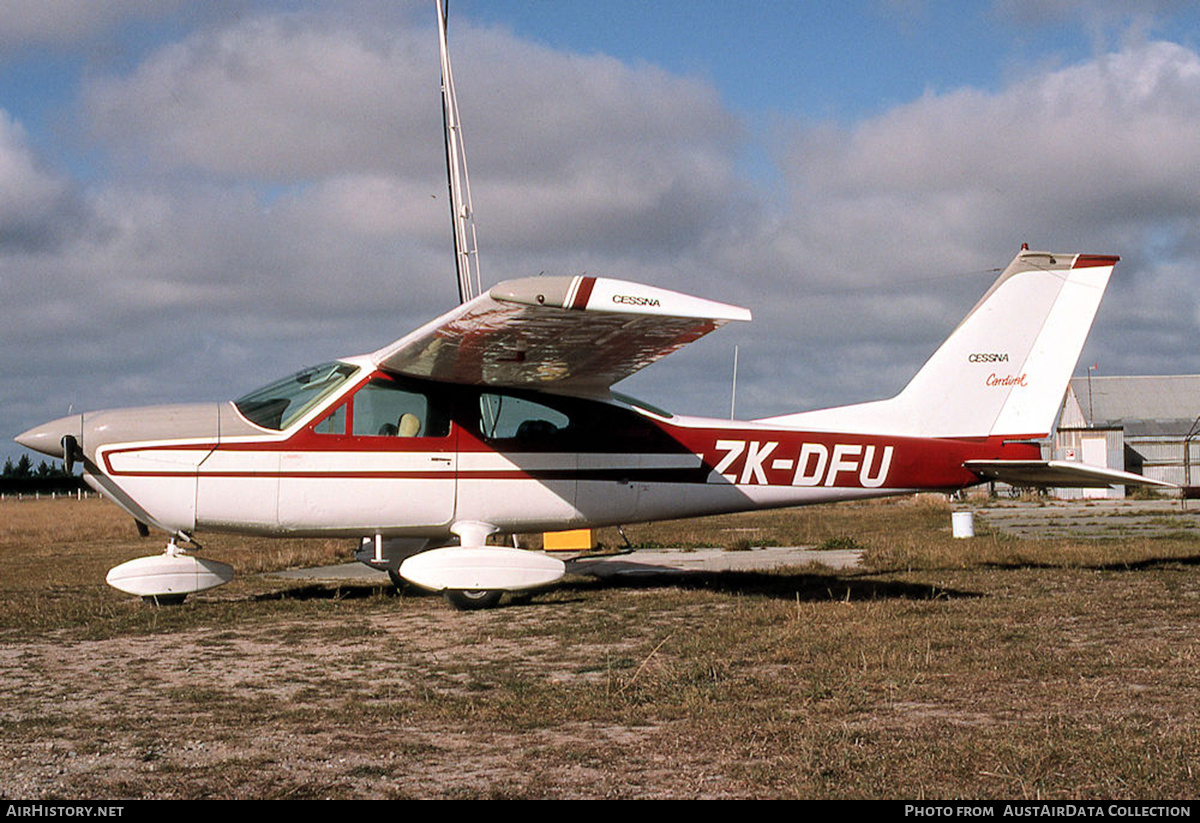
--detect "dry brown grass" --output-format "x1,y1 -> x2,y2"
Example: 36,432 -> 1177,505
2,495 -> 1200,799
0,498 -> 349,632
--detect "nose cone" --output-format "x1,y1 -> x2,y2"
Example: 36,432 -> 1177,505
15,414 -> 83,458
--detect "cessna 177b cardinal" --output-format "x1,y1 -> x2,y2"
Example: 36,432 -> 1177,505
14,248 -> 1172,607
12,4 -> 1172,607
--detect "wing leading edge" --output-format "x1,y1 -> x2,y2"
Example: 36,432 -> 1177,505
371,275 -> 751,393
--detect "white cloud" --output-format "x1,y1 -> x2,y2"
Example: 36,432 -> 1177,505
0,110 -> 90,252
82,13 -> 750,264
85,16 -> 440,180
700,38 -> 1200,413
787,40 -> 1200,258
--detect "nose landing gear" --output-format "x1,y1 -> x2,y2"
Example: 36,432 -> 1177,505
105,536 -> 234,604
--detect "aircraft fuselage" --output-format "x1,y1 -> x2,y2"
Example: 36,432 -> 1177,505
18,354 -> 1040,543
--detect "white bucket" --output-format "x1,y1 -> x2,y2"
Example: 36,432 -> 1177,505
951,511 -> 975,538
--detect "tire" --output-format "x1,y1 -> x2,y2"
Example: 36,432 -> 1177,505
443,589 -> 504,610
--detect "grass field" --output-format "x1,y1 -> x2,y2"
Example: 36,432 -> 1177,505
2,495 -> 1199,799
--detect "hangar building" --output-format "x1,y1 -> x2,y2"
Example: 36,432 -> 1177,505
1052,375 -> 1200,498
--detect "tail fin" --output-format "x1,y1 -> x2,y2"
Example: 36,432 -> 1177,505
762,248 -> 1117,438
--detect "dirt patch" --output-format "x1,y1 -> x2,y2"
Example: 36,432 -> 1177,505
0,606 -> 751,799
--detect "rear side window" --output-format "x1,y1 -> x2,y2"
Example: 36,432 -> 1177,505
478,393 -> 572,445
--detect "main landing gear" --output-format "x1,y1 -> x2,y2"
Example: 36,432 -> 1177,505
385,569 -> 502,609
398,542 -> 565,611
442,589 -> 504,610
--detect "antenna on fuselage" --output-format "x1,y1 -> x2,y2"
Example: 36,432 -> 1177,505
438,0 -> 481,304
730,344 -> 739,420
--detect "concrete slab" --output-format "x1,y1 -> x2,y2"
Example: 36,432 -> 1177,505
269,563 -> 390,582
974,498 -> 1199,540
568,546 -> 861,578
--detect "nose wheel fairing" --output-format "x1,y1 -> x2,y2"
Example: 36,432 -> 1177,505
105,537 -> 233,603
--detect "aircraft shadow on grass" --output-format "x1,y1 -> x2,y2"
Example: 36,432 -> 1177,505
975,551 -> 1200,573
247,568 -> 978,606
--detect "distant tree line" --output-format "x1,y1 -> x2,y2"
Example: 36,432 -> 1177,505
1,455 -> 86,494
3,455 -> 72,478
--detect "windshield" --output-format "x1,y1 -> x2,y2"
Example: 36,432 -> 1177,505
234,362 -> 359,430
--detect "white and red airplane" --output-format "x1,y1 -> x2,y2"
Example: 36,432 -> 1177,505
14,247 -> 1171,607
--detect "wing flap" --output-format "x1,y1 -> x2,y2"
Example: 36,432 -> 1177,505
372,276 -> 750,392
964,459 -> 1177,489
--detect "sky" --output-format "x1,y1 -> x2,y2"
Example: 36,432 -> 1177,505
4,0 -> 1200,467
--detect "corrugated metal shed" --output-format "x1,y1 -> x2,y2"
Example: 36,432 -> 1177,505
1066,375 -> 1200,433
1052,427 -> 1126,499
1056,375 -> 1200,494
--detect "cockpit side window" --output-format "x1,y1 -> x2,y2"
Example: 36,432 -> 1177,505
350,378 -> 450,438
314,402 -> 348,435
234,362 -> 359,431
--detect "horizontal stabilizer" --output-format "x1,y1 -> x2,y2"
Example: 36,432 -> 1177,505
964,460 -> 1177,489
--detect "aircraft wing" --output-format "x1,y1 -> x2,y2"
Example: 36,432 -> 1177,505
964,460 -> 1177,489
372,276 -> 751,393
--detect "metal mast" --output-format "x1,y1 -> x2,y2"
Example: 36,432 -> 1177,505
438,0 -> 481,304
